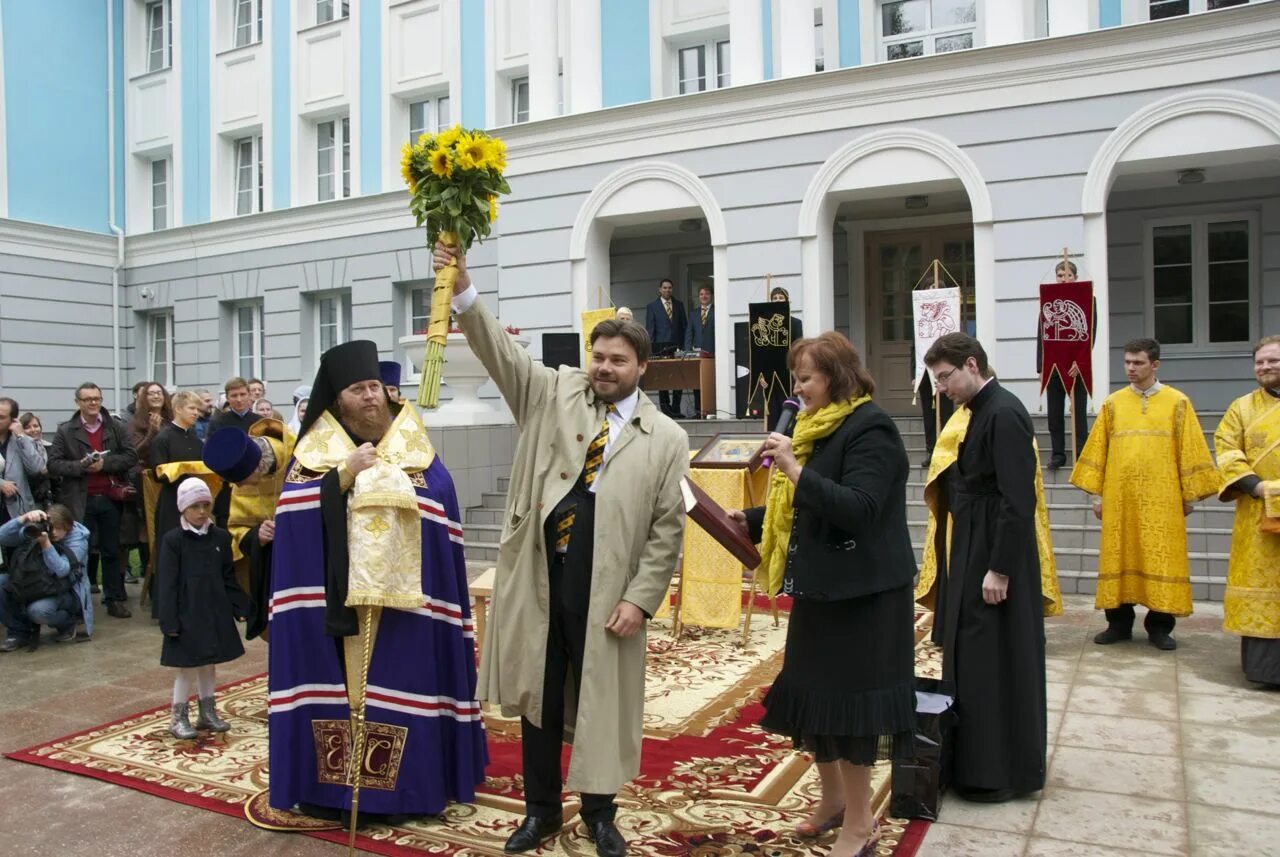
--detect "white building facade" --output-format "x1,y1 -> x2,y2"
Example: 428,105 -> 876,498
0,0 -> 1277,426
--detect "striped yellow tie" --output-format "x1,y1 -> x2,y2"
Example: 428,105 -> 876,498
556,405 -> 615,551
701,306 -> 708,325
665,301 -> 673,321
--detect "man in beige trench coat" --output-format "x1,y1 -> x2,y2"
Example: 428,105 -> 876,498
434,243 -> 688,857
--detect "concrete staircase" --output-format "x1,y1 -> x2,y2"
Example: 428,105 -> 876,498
457,412 -> 1235,601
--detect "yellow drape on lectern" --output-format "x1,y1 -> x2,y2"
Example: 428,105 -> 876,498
679,466 -> 770,628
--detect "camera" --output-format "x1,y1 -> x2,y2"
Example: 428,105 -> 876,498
22,520 -> 49,540
81,451 -> 104,466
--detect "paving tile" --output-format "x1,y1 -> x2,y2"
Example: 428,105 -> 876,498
1184,759 -> 1280,816
1032,787 -> 1188,856
935,791 -> 1040,834
1046,680 -> 1071,711
1025,837 -> 1148,857
1181,722 -> 1280,769
915,823 -> 1028,857
1047,708 -> 1064,742
1175,663 -> 1263,698
1074,658 -> 1178,693
1055,711 -> 1180,757
1180,690 -> 1280,733
1047,744 -> 1184,799
1187,803 -> 1280,857
1065,684 -> 1178,721
1045,657 -> 1079,684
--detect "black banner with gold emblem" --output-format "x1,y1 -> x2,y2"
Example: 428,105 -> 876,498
747,301 -> 793,425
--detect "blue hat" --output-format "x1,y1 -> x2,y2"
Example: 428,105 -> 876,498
379,360 -> 402,388
202,427 -> 261,484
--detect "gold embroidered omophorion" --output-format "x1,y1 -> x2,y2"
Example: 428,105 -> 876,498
1215,389 -> 1280,639
1070,386 -> 1219,616
915,408 -> 1062,617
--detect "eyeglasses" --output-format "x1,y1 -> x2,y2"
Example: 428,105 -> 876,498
933,368 -> 958,385
77,397 -> 103,404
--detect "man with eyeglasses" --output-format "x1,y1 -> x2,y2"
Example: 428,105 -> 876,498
47,383 -> 139,619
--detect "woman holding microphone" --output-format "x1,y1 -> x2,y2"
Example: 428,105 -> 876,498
731,331 -> 916,857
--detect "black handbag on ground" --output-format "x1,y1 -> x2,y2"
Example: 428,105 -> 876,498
889,677 -> 956,822
3,540 -> 76,604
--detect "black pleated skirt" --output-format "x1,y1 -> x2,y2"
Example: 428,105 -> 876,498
759,584 -> 917,766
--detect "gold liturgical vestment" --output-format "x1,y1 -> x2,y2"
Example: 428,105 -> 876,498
1214,389 -> 1280,639
680,465 -> 770,628
915,408 -> 1062,617
1070,386 -> 1218,616
226,419 -> 293,592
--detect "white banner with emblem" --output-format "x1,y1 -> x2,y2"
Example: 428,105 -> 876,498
912,287 -> 961,394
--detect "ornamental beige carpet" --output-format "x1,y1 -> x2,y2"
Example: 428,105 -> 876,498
7,602 -> 939,856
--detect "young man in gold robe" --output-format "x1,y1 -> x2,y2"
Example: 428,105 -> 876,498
1213,335 -> 1280,687
1070,338 -> 1219,650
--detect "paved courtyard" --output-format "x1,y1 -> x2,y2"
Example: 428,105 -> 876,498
0,594 -> 1276,856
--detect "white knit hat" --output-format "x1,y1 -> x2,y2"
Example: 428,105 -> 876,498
177,479 -> 213,512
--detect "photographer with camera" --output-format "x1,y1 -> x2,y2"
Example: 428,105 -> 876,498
0,506 -> 91,651
47,383 -> 138,619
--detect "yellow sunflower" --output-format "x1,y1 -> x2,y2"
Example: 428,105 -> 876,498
454,133 -> 490,171
428,146 -> 453,179
435,124 -> 462,151
487,195 -> 499,223
399,143 -> 418,191
483,137 -> 507,173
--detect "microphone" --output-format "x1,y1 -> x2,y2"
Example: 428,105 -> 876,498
763,398 -> 802,468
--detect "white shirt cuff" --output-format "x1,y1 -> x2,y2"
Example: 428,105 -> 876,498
452,284 -> 479,314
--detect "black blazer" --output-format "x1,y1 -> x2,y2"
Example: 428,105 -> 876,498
47,408 -> 139,521
645,297 -> 687,348
685,303 -> 715,353
745,402 -> 916,601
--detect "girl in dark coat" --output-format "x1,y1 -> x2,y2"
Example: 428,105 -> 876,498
158,479 -> 249,740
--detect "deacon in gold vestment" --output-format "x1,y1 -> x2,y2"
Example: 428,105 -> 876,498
1070,339 -> 1218,650
1213,336 -> 1280,687
916,407 -> 1063,648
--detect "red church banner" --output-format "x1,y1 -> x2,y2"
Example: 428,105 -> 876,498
1039,281 -> 1094,397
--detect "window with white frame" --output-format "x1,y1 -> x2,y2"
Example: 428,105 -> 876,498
1148,214 -> 1256,348
316,0 -> 350,25
1149,0 -> 1249,19
233,301 -> 265,380
234,134 -> 264,215
149,312 -> 174,388
317,117 -> 351,201
880,0 -> 976,60
409,285 -> 430,335
146,0 -> 173,72
814,7 -> 824,72
233,0 -> 264,48
677,39 -> 731,94
316,292 -> 353,353
409,95 -> 450,142
511,77 -> 529,124
151,159 -> 169,230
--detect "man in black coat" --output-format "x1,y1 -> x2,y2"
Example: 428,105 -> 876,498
47,383 -> 139,618
685,286 -> 715,417
924,333 -> 1045,803
644,278 -> 687,417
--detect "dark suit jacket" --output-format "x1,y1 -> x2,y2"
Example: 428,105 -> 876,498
685,303 -> 715,353
645,297 -> 687,350
745,402 -> 916,601
47,408 -> 139,521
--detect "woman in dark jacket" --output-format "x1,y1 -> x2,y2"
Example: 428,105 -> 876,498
150,391 -> 207,549
732,331 -> 916,857
158,479 -> 249,740
125,382 -> 172,579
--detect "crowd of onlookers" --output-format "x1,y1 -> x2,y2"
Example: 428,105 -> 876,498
0,377 -> 312,652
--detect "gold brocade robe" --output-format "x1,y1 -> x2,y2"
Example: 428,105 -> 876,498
227,419 -> 292,561
1214,389 -> 1280,639
915,407 -> 1062,617
1070,386 -> 1219,616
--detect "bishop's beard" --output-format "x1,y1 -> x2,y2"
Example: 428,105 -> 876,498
339,398 -> 393,443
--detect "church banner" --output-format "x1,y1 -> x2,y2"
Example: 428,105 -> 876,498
1038,280 -> 1094,397
748,301 -> 792,418
912,287 -> 961,394
581,307 -> 617,356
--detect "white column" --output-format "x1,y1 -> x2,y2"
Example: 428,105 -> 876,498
984,0 -> 1028,46
528,0 -> 559,121
777,0 -> 815,78
1048,0 -> 1090,37
565,0 -> 601,113
728,0 -> 764,86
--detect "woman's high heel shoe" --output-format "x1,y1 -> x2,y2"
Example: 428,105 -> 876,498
795,807 -> 844,837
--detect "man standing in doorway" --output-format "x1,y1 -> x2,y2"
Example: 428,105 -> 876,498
685,286 -> 714,418
1070,338 -> 1218,650
924,333 -> 1045,802
436,241 -> 688,857
645,278 -> 687,418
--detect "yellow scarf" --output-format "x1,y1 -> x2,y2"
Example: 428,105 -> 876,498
759,396 -> 871,596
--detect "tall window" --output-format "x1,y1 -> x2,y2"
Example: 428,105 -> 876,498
880,0 -> 976,60
150,312 -> 174,388
409,286 -> 430,335
814,7 -> 825,72
1149,215 -> 1255,347
233,302 -> 265,380
678,40 -> 731,94
1150,0 -> 1248,18
146,0 -> 172,72
234,0 -> 263,48
151,159 -> 169,230
234,134 -> 264,215
409,95 -> 450,142
511,77 -> 529,124
317,118 -> 351,201
317,292 -> 353,353
316,0 -> 350,24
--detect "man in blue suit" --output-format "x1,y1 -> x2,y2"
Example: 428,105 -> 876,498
645,278 -> 687,417
685,286 -> 714,417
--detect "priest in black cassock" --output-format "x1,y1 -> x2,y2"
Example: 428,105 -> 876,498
923,332 -> 1046,803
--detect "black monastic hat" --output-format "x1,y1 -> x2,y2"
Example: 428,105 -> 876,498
298,340 -> 382,437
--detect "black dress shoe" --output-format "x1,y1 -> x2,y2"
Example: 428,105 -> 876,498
1047,454 -> 1067,470
504,814 -> 563,853
588,820 -> 626,857
106,602 -> 132,619
1093,627 -> 1132,645
1149,633 -> 1177,651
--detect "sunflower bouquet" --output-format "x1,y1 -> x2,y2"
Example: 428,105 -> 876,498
401,125 -> 511,407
